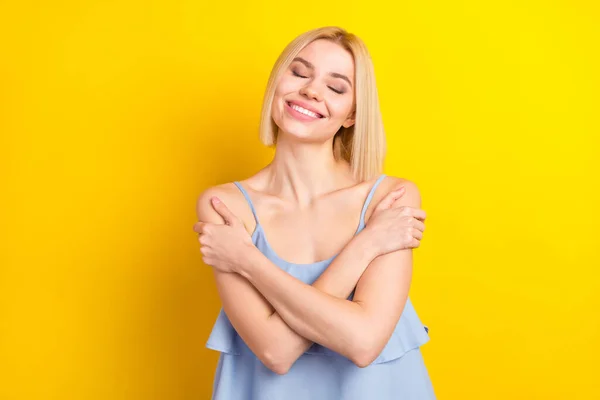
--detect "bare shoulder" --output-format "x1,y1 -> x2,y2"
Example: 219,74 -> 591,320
364,176 -> 422,224
195,182 -> 256,231
382,176 -> 422,206
196,183 -> 237,222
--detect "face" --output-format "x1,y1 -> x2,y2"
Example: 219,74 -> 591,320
271,39 -> 356,142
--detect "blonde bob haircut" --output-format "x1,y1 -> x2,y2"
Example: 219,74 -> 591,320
259,26 -> 386,182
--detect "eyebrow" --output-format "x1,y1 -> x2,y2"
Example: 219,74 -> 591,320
292,57 -> 353,87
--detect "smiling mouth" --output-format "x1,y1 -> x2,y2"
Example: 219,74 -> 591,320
286,101 -> 324,119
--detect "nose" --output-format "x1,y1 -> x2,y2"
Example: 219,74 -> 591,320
299,82 -> 323,102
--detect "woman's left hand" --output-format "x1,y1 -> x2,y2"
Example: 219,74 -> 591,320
193,197 -> 254,274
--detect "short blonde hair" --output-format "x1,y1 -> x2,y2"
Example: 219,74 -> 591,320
259,26 -> 386,182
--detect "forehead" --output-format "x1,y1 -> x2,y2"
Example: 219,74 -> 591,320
296,39 -> 355,79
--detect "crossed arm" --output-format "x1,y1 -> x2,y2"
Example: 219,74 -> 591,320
196,181 -> 419,374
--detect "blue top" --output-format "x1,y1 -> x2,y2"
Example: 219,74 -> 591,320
206,174 -> 436,399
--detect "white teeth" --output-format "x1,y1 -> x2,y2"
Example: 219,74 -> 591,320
290,103 -> 320,118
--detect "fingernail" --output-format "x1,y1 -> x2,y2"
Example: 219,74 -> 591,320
211,197 -> 221,204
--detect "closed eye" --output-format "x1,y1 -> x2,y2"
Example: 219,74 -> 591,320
292,70 -> 307,78
293,69 -> 345,94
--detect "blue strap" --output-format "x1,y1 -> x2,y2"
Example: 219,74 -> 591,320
235,175 -> 387,229
359,174 -> 387,226
233,182 -> 259,225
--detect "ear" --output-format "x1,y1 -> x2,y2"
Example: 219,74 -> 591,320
342,109 -> 356,128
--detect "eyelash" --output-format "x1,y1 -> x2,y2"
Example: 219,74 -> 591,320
292,70 -> 345,95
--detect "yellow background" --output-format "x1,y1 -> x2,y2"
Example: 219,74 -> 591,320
1,1 -> 599,399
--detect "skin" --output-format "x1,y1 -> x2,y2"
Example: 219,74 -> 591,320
194,39 -> 427,374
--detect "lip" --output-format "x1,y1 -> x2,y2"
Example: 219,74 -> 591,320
285,101 -> 322,122
286,100 -> 325,118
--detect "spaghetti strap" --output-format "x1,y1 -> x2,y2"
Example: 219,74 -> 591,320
208,174 -> 435,399
235,175 -> 386,232
358,174 -> 387,228
233,181 -> 259,225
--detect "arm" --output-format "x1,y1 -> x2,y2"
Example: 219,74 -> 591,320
197,187 -> 382,374
236,180 -> 421,367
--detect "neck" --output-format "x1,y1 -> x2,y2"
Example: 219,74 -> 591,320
265,131 -> 356,207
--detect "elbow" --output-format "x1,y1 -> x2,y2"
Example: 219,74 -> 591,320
349,333 -> 382,368
266,360 -> 292,376
350,350 -> 378,369
260,348 -> 293,375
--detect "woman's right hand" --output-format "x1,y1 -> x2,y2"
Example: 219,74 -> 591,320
363,186 -> 427,256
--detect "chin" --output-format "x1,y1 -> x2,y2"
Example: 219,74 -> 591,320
280,125 -> 337,144
272,106 -> 333,142
278,124 -> 315,141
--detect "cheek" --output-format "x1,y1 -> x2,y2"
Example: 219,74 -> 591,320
327,97 -> 354,120
271,79 -> 298,119
271,82 -> 289,113
274,76 -> 298,97
271,93 -> 284,122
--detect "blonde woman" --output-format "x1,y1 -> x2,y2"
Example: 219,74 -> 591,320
194,26 -> 435,399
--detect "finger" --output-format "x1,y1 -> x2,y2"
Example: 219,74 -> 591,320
413,208 -> 427,221
412,218 -> 426,233
193,221 -> 205,234
411,227 -> 423,240
401,207 -> 426,221
198,234 -> 209,246
374,186 -> 405,212
211,197 -> 238,226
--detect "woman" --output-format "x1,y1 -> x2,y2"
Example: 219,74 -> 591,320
194,26 -> 435,399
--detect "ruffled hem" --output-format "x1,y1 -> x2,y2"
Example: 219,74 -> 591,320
206,299 -> 430,365
206,309 -> 243,356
